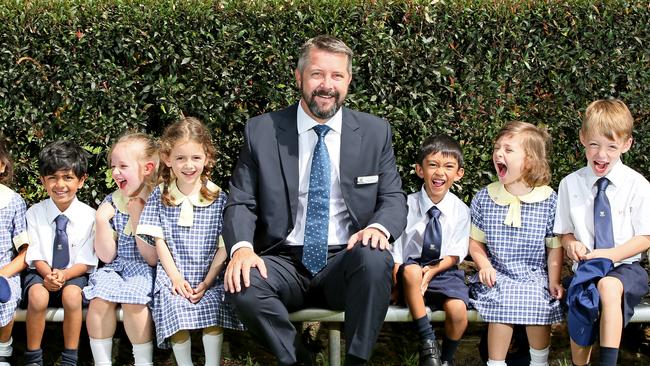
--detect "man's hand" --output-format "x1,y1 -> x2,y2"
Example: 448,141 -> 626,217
224,247 -> 267,293
346,227 -> 389,251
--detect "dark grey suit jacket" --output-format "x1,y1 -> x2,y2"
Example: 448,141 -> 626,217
223,103 -> 407,256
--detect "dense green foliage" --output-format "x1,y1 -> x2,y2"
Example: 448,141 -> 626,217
1,0 -> 648,206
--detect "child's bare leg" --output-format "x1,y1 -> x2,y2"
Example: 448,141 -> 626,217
122,303 -> 153,344
487,323 -> 513,362
86,298 -> 117,339
442,298 -> 467,340
403,264 -> 427,318
26,284 -> 49,350
0,321 -> 13,343
87,298 -> 117,365
570,340 -> 592,365
598,277 -> 623,347
525,325 -> 550,366
61,285 -> 83,350
597,276 -> 624,366
441,298 -> 467,363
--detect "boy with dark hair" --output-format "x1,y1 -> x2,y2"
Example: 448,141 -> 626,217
23,140 -> 97,366
391,135 -> 470,366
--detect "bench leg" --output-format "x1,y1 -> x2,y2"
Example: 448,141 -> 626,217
328,323 -> 341,366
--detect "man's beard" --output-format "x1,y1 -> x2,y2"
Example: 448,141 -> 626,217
303,85 -> 344,120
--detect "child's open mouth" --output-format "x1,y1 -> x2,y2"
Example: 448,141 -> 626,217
432,179 -> 445,187
496,162 -> 507,177
593,160 -> 609,174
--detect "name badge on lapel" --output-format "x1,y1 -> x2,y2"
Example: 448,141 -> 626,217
356,175 -> 378,185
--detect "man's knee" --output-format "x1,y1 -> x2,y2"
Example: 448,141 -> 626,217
225,268 -> 269,310
346,245 -> 393,279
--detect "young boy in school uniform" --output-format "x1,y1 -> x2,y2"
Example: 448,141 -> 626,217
554,99 -> 650,366
390,135 -> 470,366
23,141 -> 98,366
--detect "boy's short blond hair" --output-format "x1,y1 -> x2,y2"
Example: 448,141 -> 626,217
581,99 -> 634,140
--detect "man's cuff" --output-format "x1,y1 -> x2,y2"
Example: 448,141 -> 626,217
367,223 -> 390,240
230,241 -> 254,257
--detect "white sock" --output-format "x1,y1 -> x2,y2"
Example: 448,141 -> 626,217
89,337 -> 113,366
487,360 -> 507,366
171,338 -> 193,366
0,337 -> 12,358
529,346 -> 550,366
202,332 -> 223,366
132,341 -> 154,366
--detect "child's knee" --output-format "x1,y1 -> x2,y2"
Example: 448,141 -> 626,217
170,330 -> 190,344
61,286 -> 83,310
27,285 -> 49,310
402,264 -> 422,284
597,277 -> 623,305
445,300 -> 468,322
203,326 -> 223,336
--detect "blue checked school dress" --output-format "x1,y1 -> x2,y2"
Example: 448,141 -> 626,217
83,191 -> 155,305
137,182 -> 244,347
0,184 -> 28,326
468,182 -> 563,325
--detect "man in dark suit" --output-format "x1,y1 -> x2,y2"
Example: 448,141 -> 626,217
223,35 -> 407,366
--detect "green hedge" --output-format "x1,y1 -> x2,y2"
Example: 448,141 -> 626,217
1,0 -> 648,205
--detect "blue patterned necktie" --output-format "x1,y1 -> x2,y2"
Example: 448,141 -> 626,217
594,177 -> 614,249
421,206 -> 442,263
52,214 -> 70,269
302,124 -> 331,275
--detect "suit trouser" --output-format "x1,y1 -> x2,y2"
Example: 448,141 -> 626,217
226,244 -> 394,366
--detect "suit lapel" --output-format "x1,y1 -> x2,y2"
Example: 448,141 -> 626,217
340,107 -> 361,223
276,105 -> 299,221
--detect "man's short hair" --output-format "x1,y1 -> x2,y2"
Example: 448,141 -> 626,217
297,35 -> 353,75
39,140 -> 89,178
417,134 -> 464,169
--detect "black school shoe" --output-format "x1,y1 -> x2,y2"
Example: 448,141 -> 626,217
420,338 -> 442,366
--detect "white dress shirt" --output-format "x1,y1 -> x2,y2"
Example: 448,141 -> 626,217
231,102 -> 389,255
390,187 -> 470,265
554,161 -> 650,268
25,197 -> 97,270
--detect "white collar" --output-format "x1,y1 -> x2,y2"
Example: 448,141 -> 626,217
45,196 -> 80,224
585,160 -> 625,190
417,186 -> 453,219
296,101 -> 343,135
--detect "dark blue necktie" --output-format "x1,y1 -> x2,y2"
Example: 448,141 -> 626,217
52,214 -> 70,269
302,125 -> 331,275
594,177 -> 614,249
421,206 -> 442,264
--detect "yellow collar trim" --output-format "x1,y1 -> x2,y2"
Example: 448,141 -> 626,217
0,184 -> 12,210
112,190 -> 134,236
487,182 -> 553,228
165,180 -> 221,227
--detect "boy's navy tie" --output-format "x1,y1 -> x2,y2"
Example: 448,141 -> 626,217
421,206 -> 442,263
52,214 -> 70,269
594,177 -> 614,249
302,125 -> 331,275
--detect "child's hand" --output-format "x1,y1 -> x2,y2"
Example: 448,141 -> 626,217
565,240 -> 587,261
548,282 -> 564,300
478,266 -> 497,287
189,281 -> 208,304
582,248 -> 613,261
420,266 -> 436,295
51,268 -> 67,284
96,202 -> 116,222
44,272 -> 63,291
170,276 -> 192,298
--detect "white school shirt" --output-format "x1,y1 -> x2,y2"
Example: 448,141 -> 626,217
25,197 -> 98,271
231,102 -> 389,255
554,161 -> 650,269
390,187 -> 470,265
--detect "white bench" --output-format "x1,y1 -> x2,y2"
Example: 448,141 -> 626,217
13,300 -> 650,366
